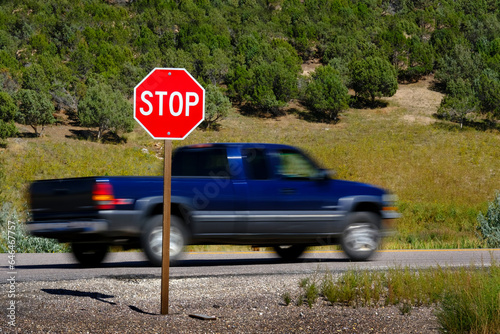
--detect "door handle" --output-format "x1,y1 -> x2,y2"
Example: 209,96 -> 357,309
280,188 -> 296,194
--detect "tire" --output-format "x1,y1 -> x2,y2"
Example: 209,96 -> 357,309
71,242 -> 108,267
273,245 -> 307,261
141,215 -> 188,267
341,212 -> 381,261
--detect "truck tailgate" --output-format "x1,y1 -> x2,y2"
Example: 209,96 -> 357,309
29,177 -> 99,221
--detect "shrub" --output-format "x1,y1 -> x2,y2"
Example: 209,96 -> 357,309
250,61 -> 299,114
21,63 -> 50,93
436,95 -> 480,129
304,65 -> 349,123
434,43 -> 484,94
477,192 -> 500,248
0,91 -> 17,121
0,120 -> 17,141
436,266 -> 500,334
477,69 -> 500,118
0,204 -> 67,253
0,162 -> 4,199
282,292 -> 292,306
0,91 -> 18,140
398,37 -> 434,83
298,277 -> 320,308
202,84 -> 232,130
295,264 -> 500,333
16,89 -> 55,137
78,76 -> 134,140
327,57 -> 351,87
350,56 -> 398,103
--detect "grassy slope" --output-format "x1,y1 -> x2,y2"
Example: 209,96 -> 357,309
1,77 -> 499,249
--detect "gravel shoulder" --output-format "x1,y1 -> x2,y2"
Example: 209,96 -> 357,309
4,274 -> 440,333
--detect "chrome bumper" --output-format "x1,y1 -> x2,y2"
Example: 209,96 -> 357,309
382,211 -> 401,219
26,220 -> 108,234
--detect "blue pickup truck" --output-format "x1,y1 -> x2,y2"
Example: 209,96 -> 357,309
27,143 -> 399,266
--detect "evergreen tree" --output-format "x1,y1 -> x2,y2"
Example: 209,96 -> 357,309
304,65 -> 349,122
16,89 -> 55,137
203,84 -> 232,130
78,77 -> 134,140
477,69 -> 500,120
0,92 -> 18,139
350,56 -> 398,103
22,64 -> 50,93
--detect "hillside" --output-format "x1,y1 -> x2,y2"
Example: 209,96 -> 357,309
1,0 -> 500,251
2,76 -> 500,251
1,0 -> 500,142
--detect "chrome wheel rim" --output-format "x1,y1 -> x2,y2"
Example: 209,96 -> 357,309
343,224 -> 379,252
149,226 -> 163,257
170,225 -> 184,257
149,225 -> 184,258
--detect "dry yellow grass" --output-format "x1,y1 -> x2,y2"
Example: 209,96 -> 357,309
385,75 -> 443,119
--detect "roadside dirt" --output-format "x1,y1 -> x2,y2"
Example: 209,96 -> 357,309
8,275 -> 440,333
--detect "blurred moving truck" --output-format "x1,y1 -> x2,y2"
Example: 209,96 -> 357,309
27,143 -> 399,266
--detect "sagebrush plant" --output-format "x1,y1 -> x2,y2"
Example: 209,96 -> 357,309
477,192 -> 500,248
0,159 -> 4,201
0,203 -> 67,253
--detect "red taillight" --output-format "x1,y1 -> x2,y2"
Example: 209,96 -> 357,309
92,182 -> 115,210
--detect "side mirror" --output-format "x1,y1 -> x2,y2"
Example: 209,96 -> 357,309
313,169 -> 335,181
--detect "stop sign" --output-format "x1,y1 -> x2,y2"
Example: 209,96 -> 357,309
134,68 -> 205,140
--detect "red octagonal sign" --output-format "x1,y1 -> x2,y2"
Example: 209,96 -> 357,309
134,68 -> 205,140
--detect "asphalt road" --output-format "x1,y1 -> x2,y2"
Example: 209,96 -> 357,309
3,249 -> 499,282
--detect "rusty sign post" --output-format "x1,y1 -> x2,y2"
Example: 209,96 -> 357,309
134,68 -> 205,315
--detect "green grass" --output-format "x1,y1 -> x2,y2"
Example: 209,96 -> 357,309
436,264 -> 500,334
1,86 -> 499,251
288,259 -> 500,333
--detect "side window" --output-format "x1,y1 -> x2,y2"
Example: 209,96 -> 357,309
277,149 -> 318,179
172,148 -> 229,177
242,148 -> 269,180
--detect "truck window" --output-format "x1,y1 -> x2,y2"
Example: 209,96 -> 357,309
277,149 -> 318,179
172,148 -> 230,177
242,148 -> 270,180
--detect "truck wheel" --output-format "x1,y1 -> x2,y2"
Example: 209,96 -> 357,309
341,212 -> 381,261
273,245 -> 307,261
142,215 -> 187,267
71,243 -> 108,267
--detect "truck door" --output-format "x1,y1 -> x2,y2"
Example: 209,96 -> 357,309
243,147 -> 336,236
172,146 -> 236,235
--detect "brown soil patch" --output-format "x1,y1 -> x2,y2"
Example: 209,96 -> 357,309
301,58 -> 322,76
384,75 -> 444,124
